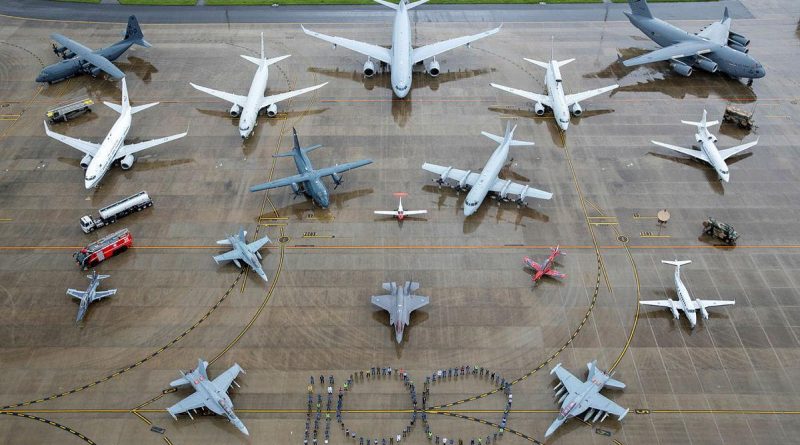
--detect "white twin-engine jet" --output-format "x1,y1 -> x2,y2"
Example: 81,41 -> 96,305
652,110 -> 759,182
44,77 -> 187,189
301,0 -> 500,98
374,193 -> 427,221
490,51 -> 618,131
190,33 -> 328,139
640,260 -> 735,328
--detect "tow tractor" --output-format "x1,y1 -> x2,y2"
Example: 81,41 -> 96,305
702,217 -> 739,245
74,228 -> 133,269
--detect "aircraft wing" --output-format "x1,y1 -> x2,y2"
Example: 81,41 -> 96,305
371,295 -> 396,312
190,82 -> 247,108
168,392 -> 223,417
260,82 -> 329,109
402,210 -> 427,216
564,84 -> 619,107
550,363 -> 582,394
44,121 -> 99,156
421,163 -> 481,187
212,363 -> 244,391
301,25 -> 392,64
406,295 -> 430,312
213,249 -> 245,264
374,211 -> 400,216
718,139 -> 758,160
524,257 -> 543,272
411,26 -> 501,64
639,299 -> 674,308
314,159 -> 373,178
250,172 -> 314,192
490,83 -> 552,108
693,299 -> 735,308
117,132 -> 187,158
586,393 -> 629,420
545,269 -> 566,279
652,141 -> 710,162
51,33 -> 126,80
91,289 -> 117,301
489,178 -> 553,200
697,16 -> 731,45
246,235 -> 272,253
66,289 -> 86,300
622,40 -> 715,67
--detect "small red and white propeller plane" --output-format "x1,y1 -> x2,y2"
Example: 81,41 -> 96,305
523,245 -> 566,283
374,193 -> 427,221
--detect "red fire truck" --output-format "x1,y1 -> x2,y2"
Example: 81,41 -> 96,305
74,228 -> 133,269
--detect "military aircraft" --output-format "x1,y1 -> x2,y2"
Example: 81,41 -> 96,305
44,77 -> 187,189
249,128 -> 373,208
422,122 -> 552,216
300,0 -> 500,98
523,245 -> 566,283
640,260 -> 735,328
214,229 -> 271,282
652,110 -> 758,183
622,0 -> 765,84
490,46 -> 618,131
547,361 -> 629,438
66,270 -> 117,323
371,281 -> 429,343
37,16 -> 150,84
374,193 -> 427,221
190,33 -> 327,139
167,359 -> 248,435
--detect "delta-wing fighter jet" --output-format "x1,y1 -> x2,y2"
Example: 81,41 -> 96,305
37,16 -> 151,83
190,34 -> 327,139
640,260 -> 735,328
249,128 -> 373,208
523,245 -> 566,283
167,359 -> 248,435
44,77 -> 187,189
214,228 -> 272,282
547,361 -> 629,438
422,122 -> 552,216
623,0 -> 765,83
652,110 -> 758,182
301,0 -> 500,98
372,281 -> 429,343
66,270 -> 117,323
374,193 -> 427,221
490,47 -> 617,131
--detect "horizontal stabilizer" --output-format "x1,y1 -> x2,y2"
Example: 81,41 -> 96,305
681,119 -> 719,128
481,131 -> 535,147
272,151 -> 295,158
104,101 -> 123,114
524,58 -> 549,69
605,377 -> 626,390
557,58 -> 575,67
405,0 -> 430,9
372,0 -> 399,9
216,239 -> 232,245
130,102 -> 159,115
169,375 -> 190,388
662,259 -> 691,267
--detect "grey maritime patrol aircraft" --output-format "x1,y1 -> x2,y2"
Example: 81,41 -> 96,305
37,16 -> 151,84
66,270 -> 117,323
371,281 -> 430,343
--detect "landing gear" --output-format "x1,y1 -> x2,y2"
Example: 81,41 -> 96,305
746,78 -> 753,87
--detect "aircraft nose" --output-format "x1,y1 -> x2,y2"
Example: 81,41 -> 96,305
36,72 -> 46,82
319,194 -> 330,209
721,174 -> 730,183
463,204 -> 477,216
394,87 -> 409,99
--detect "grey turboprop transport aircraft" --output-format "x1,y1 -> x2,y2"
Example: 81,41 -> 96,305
301,0 -> 500,98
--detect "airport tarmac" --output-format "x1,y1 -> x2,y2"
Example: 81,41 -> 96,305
0,3 -> 800,445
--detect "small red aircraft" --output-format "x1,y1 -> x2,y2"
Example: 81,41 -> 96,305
523,245 -> 566,283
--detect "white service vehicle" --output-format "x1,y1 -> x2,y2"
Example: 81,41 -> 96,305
80,191 -> 153,233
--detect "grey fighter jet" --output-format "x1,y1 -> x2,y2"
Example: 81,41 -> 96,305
37,16 -> 151,83
66,270 -> 117,323
213,228 -> 271,282
547,361 -> 629,438
249,128 -> 373,208
167,359 -> 248,436
623,0 -> 765,83
371,281 -> 429,343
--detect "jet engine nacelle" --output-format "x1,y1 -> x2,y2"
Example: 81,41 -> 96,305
426,59 -> 440,77
120,154 -> 135,170
80,154 -> 93,169
230,104 -> 242,117
728,31 -> 750,47
670,61 -> 693,77
363,59 -> 376,77
265,103 -> 277,118
533,102 -> 545,116
728,41 -> 749,53
694,57 -> 718,73
570,102 -> 583,117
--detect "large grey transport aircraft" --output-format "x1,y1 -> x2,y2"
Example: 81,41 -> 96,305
371,281 -> 429,343
301,0 -> 500,98
37,16 -> 150,83
167,359 -> 248,436
249,128 -> 373,208
623,0 -> 765,84
66,270 -> 117,323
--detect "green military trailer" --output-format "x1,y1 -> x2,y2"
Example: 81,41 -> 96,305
702,217 -> 739,245
722,105 -> 754,130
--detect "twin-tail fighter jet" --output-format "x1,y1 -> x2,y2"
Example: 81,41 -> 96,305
190,34 -> 328,139
301,0 -> 500,98
44,77 -> 187,189
213,228 -> 272,282
371,281 -> 430,343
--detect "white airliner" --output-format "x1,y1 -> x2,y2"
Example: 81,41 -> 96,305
44,77 -> 187,189
190,33 -> 328,139
422,123 -> 552,216
374,194 -> 427,220
640,260 -> 735,328
652,110 -> 759,182
490,48 -> 618,131
301,0 -> 500,98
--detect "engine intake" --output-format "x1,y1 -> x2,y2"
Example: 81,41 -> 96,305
266,103 -> 277,118
670,61 -> 693,77
426,59 -> 440,77
120,154 -> 135,170
80,154 -> 93,169
363,59 -> 375,77
694,56 -> 718,73
728,41 -> 748,53
728,31 -> 750,47
534,102 -> 545,116
570,102 -> 583,117
230,104 -> 242,117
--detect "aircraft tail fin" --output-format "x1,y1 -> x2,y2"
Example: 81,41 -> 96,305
238,227 -> 247,241
123,15 -> 151,48
662,259 -> 692,267
196,359 -> 209,379
681,110 -> 718,128
260,32 -> 265,59
289,128 -> 323,156
627,0 -> 653,19
523,58 -> 550,70
722,6 -> 730,22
